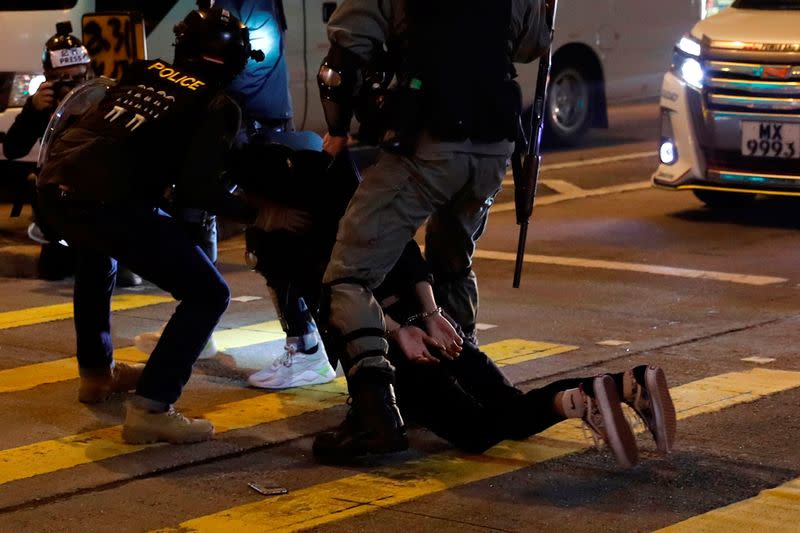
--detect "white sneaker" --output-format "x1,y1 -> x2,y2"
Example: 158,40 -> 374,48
134,330 -> 218,360
248,341 -> 335,389
27,222 -> 50,245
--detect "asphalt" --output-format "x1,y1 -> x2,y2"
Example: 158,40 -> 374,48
0,203 -> 40,279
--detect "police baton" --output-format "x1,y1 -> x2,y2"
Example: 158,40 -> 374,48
512,0 -> 558,288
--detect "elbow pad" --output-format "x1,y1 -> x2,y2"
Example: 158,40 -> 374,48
318,45 -> 363,136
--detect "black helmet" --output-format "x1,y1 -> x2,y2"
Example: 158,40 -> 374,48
173,0 -> 264,86
42,21 -> 91,73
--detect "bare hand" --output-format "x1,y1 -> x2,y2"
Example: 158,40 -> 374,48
254,204 -> 312,233
32,81 -> 55,112
393,325 -> 442,365
424,313 -> 463,360
323,133 -> 349,157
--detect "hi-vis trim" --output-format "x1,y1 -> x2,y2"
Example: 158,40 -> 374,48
155,368 -> 800,533
0,339 -> 574,487
656,476 -> 800,532
0,294 -> 172,330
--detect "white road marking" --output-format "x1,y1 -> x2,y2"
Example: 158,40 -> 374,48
741,356 -> 776,364
502,150 -> 657,184
473,249 -> 788,286
597,339 -> 630,346
232,296 -> 263,303
492,180 -> 651,212
539,179 -> 586,195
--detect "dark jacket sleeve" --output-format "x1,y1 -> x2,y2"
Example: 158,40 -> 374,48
174,93 -> 257,223
374,240 -> 434,302
512,0 -> 550,64
3,97 -> 52,160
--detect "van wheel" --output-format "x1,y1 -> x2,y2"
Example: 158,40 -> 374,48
544,61 -> 592,146
693,189 -> 756,208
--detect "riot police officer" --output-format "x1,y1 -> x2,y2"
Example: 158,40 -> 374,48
314,0 -> 551,462
35,4 -> 271,444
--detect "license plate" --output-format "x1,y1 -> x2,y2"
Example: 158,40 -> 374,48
741,121 -> 800,159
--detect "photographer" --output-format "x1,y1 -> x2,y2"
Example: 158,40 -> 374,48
3,21 -> 141,286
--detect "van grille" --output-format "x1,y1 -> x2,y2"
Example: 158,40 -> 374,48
705,60 -> 800,113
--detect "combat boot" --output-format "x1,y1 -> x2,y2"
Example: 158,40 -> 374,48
312,370 -> 409,464
121,404 -> 214,444
78,362 -> 144,403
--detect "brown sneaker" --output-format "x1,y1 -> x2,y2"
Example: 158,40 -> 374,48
623,365 -> 677,454
78,362 -> 145,403
121,404 -> 214,444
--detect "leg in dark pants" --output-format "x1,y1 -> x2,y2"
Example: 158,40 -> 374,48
39,193 -> 230,407
393,342 -> 585,453
73,249 -> 117,376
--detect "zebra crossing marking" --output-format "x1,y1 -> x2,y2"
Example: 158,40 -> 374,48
0,339 -> 574,487
153,368 -> 800,533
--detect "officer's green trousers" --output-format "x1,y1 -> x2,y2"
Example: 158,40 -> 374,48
322,148 -> 509,375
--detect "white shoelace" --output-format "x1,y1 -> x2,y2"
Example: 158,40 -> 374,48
276,344 -> 299,368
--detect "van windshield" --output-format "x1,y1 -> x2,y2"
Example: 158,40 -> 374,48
0,1 -> 78,10
733,0 -> 800,8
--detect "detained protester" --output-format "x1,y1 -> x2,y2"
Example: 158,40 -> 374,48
3,22 -> 140,286
314,0 -> 552,461
34,4 -> 289,444
317,239 -> 677,468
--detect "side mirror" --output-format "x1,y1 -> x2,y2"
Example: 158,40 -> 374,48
322,2 -> 337,23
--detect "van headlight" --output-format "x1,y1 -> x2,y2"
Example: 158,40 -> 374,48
671,36 -> 703,90
8,73 -> 46,108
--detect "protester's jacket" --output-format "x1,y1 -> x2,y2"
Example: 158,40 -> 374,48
37,59 -> 256,223
376,240 -> 435,324
2,97 -> 52,161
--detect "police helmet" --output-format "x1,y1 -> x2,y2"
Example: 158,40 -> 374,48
42,21 -> 92,76
173,0 -> 264,86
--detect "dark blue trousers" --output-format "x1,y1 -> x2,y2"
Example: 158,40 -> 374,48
38,187 -> 230,405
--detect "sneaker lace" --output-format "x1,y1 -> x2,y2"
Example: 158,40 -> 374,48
627,377 -> 654,432
580,391 -> 607,448
276,344 -> 299,368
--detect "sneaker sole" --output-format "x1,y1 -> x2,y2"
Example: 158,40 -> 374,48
121,426 -> 214,445
644,366 -> 677,454
594,375 -> 639,468
248,368 -> 336,390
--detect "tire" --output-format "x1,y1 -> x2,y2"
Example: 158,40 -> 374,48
693,189 -> 756,208
544,60 -> 593,146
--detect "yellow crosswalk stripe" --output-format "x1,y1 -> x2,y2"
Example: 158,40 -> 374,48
656,477 -> 800,533
0,339 -> 574,486
156,368 -> 800,533
0,294 -> 173,330
0,321 -> 285,395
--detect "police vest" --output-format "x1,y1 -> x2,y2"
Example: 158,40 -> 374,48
68,59 -> 220,199
403,0 -> 519,143
79,59 -> 214,141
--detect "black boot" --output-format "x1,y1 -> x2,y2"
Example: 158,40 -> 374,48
313,370 -> 409,464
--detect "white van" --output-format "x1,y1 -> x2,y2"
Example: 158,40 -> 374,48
0,0 -> 701,162
652,0 -> 800,207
